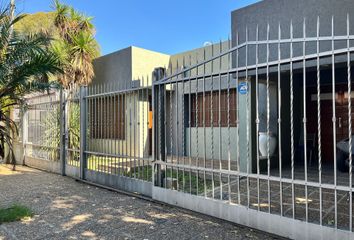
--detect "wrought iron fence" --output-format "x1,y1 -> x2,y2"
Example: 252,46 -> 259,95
152,15 -> 354,238
24,92 -> 61,161
84,78 -> 153,182
17,14 -> 354,240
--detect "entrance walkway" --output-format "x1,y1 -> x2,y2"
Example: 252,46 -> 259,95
0,165 -> 282,240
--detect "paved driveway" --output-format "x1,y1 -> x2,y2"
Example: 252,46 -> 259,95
0,165 -> 283,240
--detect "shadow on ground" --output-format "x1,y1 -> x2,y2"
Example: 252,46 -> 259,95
0,165 -> 282,240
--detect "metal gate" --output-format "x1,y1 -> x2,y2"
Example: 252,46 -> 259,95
152,16 -> 354,239
22,89 -> 81,178
81,78 -> 153,196
16,14 -> 354,240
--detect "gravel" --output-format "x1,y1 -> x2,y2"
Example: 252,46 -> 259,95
0,165 -> 284,240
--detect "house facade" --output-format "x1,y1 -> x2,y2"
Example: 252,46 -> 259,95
16,0 -> 354,239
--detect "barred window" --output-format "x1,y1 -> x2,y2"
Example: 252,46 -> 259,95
90,95 -> 125,139
191,89 -> 237,127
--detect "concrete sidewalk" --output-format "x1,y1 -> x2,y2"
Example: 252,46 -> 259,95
0,165 -> 283,240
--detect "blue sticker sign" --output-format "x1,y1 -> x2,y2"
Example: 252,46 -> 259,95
238,82 -> 248,95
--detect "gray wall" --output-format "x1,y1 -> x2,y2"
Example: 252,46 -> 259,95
92,47 -> 132,89
168,41 -> 231,78
231,0 -> 354,67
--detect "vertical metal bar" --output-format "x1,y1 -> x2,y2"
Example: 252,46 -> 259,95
290,20 -> 295,219
129,81 -> 131,178
133,80 -> 137,178
169,70 -> 173,187
138,79 -> 142,179
267,22 -> 271,213
100,84 -> 103,172
87,86 -> 90,170
331,15 -> 338,228
202,50 -> 206,197
95,85 -> 98,171
105,84 -> 109,173
194,55 -> 199,195
218,40 -> 223,201
246,26 -> 250,209
347,13 -> 353,232
145,76 -> 148,180
79,86 -> 87,180
255,24 -> 260,212
164,70 -> 168,188
125,79 -> 129,176
111,83 -> 115,174
113,83 -> 117,175
109,83 -> 112,174
202,48 -> 207,197
316,16 -> 323,226
211,43 -> 215,199
59,88 -> 66,176
278,22 -> 283,216
236,32 -> 241,205
141,77 -> 145,179
227,36 -> 232,203
188,55 -> 192,194
118,85 -> 121,176
303,17 -> 309,222
176,61 -> 179,190
182,57 -> 186,191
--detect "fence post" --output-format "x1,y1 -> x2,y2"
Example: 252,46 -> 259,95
59,88 -> 66,176
153,68 -> 166,187
79,86 -> 87,180
21,107 -> 28,166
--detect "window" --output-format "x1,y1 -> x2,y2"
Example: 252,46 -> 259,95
190,89 -> 237,127
90,95 -> 125,139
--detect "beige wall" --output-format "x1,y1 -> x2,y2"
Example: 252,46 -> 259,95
131,46 -> 170,85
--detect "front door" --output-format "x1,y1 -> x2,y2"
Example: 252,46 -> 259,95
308,85 -> 354,164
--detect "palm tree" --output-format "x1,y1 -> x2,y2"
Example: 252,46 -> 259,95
0,4 -> 61,168
52,0 -> 99,90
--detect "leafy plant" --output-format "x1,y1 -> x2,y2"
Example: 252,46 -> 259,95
0,4 -> 61,168
0,204 -> 33,223
41,101 -> 80,161
51,0 -> 100,90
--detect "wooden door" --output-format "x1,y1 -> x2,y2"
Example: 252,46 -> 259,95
307,86 -> 354,164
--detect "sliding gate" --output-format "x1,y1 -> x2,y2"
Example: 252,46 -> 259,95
152,16 -> 354,239
17,14 -> 354,240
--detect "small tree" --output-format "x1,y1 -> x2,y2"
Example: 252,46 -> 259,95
52,0 -> 100,90
0,4 -> 61,168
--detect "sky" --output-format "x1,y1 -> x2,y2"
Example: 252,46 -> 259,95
15,0 -> 260,55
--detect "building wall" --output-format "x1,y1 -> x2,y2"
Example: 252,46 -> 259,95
131,46 -> 170,84
92,47 -> 133,88
90,46 -> 169,159
231,0 -> 354,67
169,41 -> 231,77
231,0 -> 354,172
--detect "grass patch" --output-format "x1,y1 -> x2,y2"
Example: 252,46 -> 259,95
0,205 -> 33,224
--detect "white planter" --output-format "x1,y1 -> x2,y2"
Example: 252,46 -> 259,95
259,132 -> 277,157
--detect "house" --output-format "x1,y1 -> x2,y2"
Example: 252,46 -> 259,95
16,0 -> 354,238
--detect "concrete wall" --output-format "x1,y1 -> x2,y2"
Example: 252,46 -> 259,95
231,0 -> 354,67
169,41 -> 231,77
88,92 -> 151,158
231,0 -> 354,172
92,47 -> 132,88
90,46 -> 170,159
131,46 -> 170,83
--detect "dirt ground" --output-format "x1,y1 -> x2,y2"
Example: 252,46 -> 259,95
0,165 -> 284,240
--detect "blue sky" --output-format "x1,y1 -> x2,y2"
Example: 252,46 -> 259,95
16,0 -> 260,55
